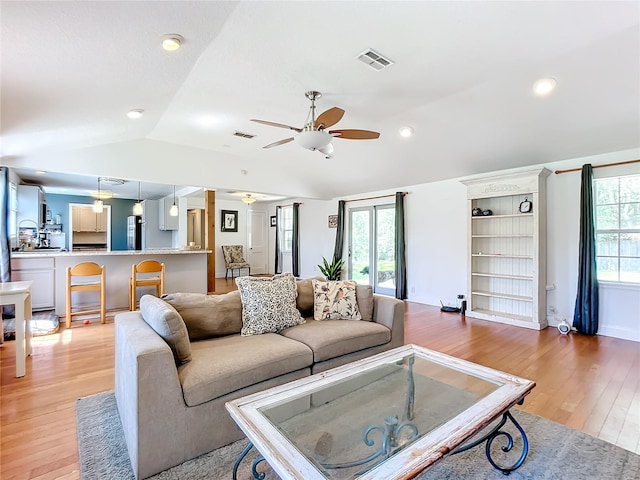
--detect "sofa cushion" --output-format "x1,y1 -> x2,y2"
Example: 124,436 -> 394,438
162,291 -> 243,340
295,276 -> 325,316
139,295 -> 192,365
280,320 -> 391,363
177,333 -> 313,406
235,273 -> 305,336
356,285 -> 374,321
312,279 -> 362,321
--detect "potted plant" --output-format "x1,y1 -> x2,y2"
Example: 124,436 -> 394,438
318,257 -> 345,280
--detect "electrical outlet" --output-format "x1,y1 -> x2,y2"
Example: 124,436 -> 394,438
411,286 -> 415,294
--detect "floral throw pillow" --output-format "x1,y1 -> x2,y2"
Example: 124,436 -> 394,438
235,273 -> 305,336
312,279 -> 362,321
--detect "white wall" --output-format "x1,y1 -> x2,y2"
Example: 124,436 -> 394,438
266,199 -> 336,279
180,193 -> 270,277
290,148 -> 639,342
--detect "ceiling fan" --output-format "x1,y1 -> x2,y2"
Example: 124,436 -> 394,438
251,91 -> 380,158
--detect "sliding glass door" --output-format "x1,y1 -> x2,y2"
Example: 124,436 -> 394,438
349,205 -> 395,295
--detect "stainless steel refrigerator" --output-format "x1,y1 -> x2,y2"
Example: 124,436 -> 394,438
127,215 -> 142,250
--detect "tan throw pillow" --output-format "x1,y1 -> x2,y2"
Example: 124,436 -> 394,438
162,291 -> 243,340
312,279 -> 362,321
139,294 -> 192,365
356,284 -> 374,321
235,273 -> 305,336
296,276 -> 325,316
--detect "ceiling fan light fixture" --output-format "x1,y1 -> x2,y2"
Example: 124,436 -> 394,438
294,130 -> 332,151
318,143 -> 334,158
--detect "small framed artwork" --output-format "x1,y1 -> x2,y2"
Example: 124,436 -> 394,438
270,215 -> 277,227
328,214 -> 338,228
221,210 -> 238,232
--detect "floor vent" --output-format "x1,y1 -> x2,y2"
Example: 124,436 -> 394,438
357,48 -> 394,71
233,131 -> 255,139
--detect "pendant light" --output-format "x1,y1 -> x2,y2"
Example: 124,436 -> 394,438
241,194 -> 256,204
169,185 -> 178,217
133,181 -> 143,215
93,177 -> 104,213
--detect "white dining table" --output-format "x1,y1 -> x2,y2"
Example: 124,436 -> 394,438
0,281 -> 33,377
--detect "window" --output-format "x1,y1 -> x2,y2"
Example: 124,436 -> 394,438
349,204 -> 396,295
594,174 -> 640,283
279,206 -> 293,253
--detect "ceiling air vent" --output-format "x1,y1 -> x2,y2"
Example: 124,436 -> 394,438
233,131 -> 255,139
357,48 -> 394,71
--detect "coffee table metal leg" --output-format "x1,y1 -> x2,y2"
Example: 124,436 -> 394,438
233,442 -> 266,480
451,409 -> 529,475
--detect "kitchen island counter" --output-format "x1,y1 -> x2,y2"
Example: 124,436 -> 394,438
11,249 -> 212,317
11,248 -> 211,259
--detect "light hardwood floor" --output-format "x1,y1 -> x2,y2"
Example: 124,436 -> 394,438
1,280 -> 638,479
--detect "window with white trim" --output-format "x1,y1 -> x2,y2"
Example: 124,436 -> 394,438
594,174 -> 640,283
279,206 -> 293,253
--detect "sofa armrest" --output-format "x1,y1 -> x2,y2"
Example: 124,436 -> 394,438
372,294 -> 404,347
115,311 -> 188,479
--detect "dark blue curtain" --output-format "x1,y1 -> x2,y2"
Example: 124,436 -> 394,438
1,167 -> 14,319
292,203 -> 300,277
332,200 -> 346,263
572,164 -> 599,335
274,206 -> 281,274
395,192 -> 407,299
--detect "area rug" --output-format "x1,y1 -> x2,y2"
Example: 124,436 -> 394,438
76,391 -> 640,480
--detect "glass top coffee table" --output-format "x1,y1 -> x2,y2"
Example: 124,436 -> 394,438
226,344 -> 535,480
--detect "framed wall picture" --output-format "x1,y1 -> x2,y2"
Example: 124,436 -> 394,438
328,214 -> 338,228
221,210 -> 238,232
270,215 -> 277,227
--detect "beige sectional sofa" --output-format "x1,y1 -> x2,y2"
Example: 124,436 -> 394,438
114,277 -> 404,479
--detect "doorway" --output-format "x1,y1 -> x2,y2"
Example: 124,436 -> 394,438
68,203 -> 111,251
349,204 -> 395,295
187,209 -> 205,248
247,210 -> 268,274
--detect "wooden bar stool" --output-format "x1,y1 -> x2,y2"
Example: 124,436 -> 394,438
129,260 -> 165,311
65,262 -> 106,328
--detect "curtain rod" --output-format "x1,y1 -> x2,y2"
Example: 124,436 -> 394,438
344,192 -> 409,203
276,202 -> 303,208
554,159 -> 639,174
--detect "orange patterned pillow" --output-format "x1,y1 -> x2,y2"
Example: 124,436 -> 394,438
312,279 -> 362,321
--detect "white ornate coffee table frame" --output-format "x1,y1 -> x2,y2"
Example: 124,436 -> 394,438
226,344 -> 535,480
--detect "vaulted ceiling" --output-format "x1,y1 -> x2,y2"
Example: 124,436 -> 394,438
1,1 -> 638,200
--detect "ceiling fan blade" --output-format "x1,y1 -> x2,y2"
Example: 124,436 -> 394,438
315,107 -> 345,129
330,129 -> 380,140
263,137 -> 294,149
251,119 -> 302,132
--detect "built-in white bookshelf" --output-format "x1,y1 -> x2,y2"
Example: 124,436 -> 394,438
461,168 -> 551,330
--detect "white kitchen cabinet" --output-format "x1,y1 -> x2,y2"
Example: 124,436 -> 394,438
159,196 -> 179,231
10,257 -> 55,311
461,168 -> 550,330
73,205 -> 107,232
17,185 -> 46,227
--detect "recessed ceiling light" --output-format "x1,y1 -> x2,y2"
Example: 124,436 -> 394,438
161,34 -> 183,51
533,78 -> 557,96
399,126 -> 414,138
127,109 -> 144,119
